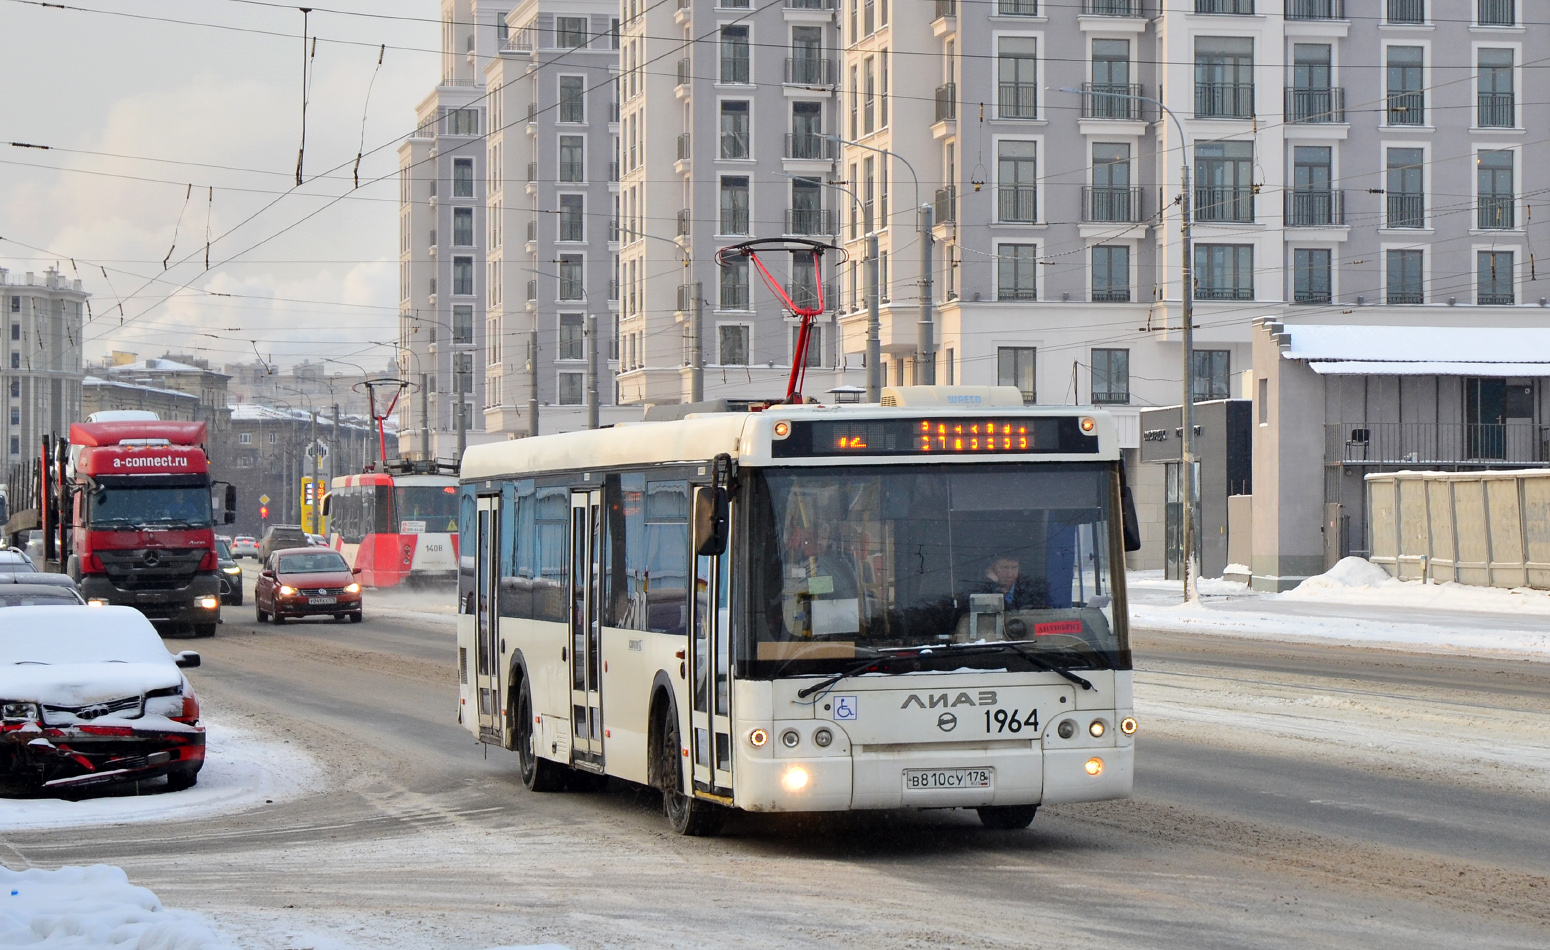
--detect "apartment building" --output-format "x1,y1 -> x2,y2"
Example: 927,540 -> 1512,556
485,0 -> 629,434
397,0 -> 496,460
1,267 -> 86,464
617,0 -> 848,405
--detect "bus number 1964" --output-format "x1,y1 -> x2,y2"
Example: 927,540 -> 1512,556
985,708 -> 1039,734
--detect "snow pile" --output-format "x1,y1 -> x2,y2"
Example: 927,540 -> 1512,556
0,864 -> 234,949
1291,556 -> 1400,591
1284,557 -> 1550,616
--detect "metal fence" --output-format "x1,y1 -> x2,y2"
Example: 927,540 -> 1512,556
1328,422 -> 1548,466
1368,469 -> 1550,589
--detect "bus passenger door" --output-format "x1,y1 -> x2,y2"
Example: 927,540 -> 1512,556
569,489 -> 604,769
475,495 -> 502,741
690,520 -> 733,795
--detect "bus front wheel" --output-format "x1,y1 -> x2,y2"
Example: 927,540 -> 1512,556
515,677 -> 566,793
656,703 -> 724,837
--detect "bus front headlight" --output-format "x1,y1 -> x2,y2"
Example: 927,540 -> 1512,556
782,766 -> 809,792
1085,757 -> 1104,776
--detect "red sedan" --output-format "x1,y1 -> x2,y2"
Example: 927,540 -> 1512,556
254,548 -> 362,624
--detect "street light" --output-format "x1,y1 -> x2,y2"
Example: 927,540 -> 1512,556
1061,85 -> 1197,600
823,134 -> 935,385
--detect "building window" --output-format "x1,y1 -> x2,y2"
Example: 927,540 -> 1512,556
1092,246 -> 1130,302
452,207 -> 474,246
1193,350 -> 1231,401
1386,148 -> 1425,228
789,177 -> 824,235
559,136 -> 584,182
1194,36 -> 1254,119
862,56 -> 875,134
1387,0 -> 1425,25
238,432 -> 252,444
445,109 -> 480,135
719,177 -> 750,235
555,16 -> 587,47
1293,248 -> 1332,304
1289,44 -> 1340,123
719,256 -> 749,310
1288,145 -> 1337,227
1195,141 -> 1254,223
1087,143 -> 1134,222
453,158 -> 474,198
790,101 -> 824,160
791,325 -> 822,367
1478,49 -> 1514,128
454,304 -> 474,344
1086,39 -> 1134,119
721,27 -> 750,84
718,325 -> 750,365
9,437 -> 17,456
559,313 -> 585,360
997,141 -> 1037,223
558,372 -> 584,405
1387,249 -> 1424,304
1478,250 -> 1514,305
269,432 -> 278,444
1197,0 -> 1253,10
1478,150 -> 1514,230
559,194 -> 585,242
790,27 -> 824,86
998,347 -> 1036,404
1386,46 -> 1424,125
997,37 -> 1038,119
454,353 -> 474,393
559,76 -> 585,123
720,101 -> 750,159
997,244 -> 1037,301
1000,0 -> 1039,15
1194,244 -> 1254,300
9,322 -> 17,339
1478,0 -> 1515,27
452,257 -> 474,295
1091,349 -> 1129,404
559,255 -> 584,300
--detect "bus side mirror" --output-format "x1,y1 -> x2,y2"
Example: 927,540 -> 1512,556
224,484 -> 237,525
693,486 -> 728,557
1119,460 -> 1142,553
320,492 -> 331,517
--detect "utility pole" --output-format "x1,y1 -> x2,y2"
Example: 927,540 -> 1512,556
331,403 -> 340,479
1180,153 -> 1197,600
586,312 -> 600,429
865,232 -> 881,402
528,325 -> 541,438
916,203 -> 936,385
455,367 -> 467,460
418,372 -> 430,461
309,408 -> 320,534
690,280 -> 704,403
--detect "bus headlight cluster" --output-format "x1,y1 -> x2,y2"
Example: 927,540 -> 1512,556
782,766 -> 809,792
1120,717 -> 1138,735
1057,720 -> 1076,739
1088,719 -> 1106,738
813,728 -> 833,748
1085,757 -> 1105,776
780,729 -> 800,749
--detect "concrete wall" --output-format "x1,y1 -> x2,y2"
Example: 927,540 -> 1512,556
1250,319 -> 1326,591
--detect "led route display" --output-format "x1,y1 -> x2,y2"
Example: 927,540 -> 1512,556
770,416 -> 1100,458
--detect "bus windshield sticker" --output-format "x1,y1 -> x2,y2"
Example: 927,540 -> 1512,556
833,696 -> 858,720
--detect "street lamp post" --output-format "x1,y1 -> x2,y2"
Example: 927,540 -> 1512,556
1063,86 -> 1196,599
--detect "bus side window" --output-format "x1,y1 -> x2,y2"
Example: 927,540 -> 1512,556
533,486 -> 570,622
642,480 -> 689,635
458,487 -> 477,615
500,479 -> 536,619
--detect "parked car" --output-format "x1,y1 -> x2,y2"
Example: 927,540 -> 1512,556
0,549 -> 37,573
0,605 -> 204,794
255,548 -> 362,624
215,538 -> 243,607
230,536 -> 260,559
257,525 -> 311,562
0,583 -> 85,607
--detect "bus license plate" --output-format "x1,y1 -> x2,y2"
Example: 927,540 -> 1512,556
308,596 -> 338,605
903,768 -> 993,791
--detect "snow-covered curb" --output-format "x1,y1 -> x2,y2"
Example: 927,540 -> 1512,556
0,718 -> 319,832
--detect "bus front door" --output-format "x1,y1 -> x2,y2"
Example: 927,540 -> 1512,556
690,521 -> 733,795
475,495 -> 502,742
569,489 -> 604,770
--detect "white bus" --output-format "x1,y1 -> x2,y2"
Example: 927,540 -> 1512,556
456,388 -> 1139,835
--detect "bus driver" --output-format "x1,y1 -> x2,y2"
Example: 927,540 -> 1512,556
973,554 -> 1050,611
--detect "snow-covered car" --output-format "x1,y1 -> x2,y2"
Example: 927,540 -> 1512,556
1,606 -> 205,794
230,536 -> 259,560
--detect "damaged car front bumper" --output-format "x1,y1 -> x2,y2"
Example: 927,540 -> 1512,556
1,718 -> 205,793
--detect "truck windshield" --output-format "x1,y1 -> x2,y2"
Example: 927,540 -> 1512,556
741,463 -> 1128,678
394,483 -> 459,532
87,476 -> 213,529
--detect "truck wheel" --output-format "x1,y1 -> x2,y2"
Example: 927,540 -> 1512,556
976,805 -> 1037,830
193,623 -> 216,639
516,677 -> 567,792
657,703 -> 724,837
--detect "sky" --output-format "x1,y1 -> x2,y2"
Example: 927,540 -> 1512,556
0,0 -> 443,372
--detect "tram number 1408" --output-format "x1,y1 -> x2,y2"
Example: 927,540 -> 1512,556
985,708 -> 1039,734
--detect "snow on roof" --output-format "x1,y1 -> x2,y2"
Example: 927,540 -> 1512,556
1281,325 -> 1550,376
82,375 -> 200,401
106,357 -> 219,375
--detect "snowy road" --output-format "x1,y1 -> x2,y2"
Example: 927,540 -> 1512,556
3,581 -> 1547,949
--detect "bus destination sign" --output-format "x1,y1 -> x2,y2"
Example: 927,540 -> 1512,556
771,417 -> 1100,458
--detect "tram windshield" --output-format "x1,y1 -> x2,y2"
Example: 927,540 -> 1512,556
394,483 -> 460,532
743,463 -> 1128,677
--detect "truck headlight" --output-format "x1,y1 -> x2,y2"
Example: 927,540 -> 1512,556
1,702 -> 39,721
197,596 -> 218,609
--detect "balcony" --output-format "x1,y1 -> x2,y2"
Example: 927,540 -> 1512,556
719,210 -> 750,235
934,186 -> 957,225
1478,0 -> 1515,26
1387,288 -> 1423,305
1480,290 -> 1514,306
1478,92 -> 1515,128
1196,0 -> 1253,11
525,279 -> 538,301
608,279 -> 619,302
526,220 -> 537,242
1092,287 -> 1131,304
1329,422 -> 1549,466
721,54 -> 750,85
784,133 -> 837,160
503,28 -> 534,52
1194,186 -> 1255,223
559,161 -> 584,182
997,0 -> 1039,13
1386,0 -> 1424,23
1386,193 -> 1425,228
1195,82 -> 1254,119
785,57 -> 836,86
934,0 -> 956,19
1284,0 -> 1342,16
997,82 -> 1038,119
1479,195 -> 1515,230
784,281 -> 838,312
676,58 -> 692,87
1082,186 -> 1143,223
1083,0 -> 1140,11
1284,189 -> 1345,227
609,161 -> 620,182
526,162 -> 538,183
1081,83 -> 1144,120
719,284 -> 750,311
677,209 -> 692,237
1195,284 -> 1254,301
787,208 -> 837,235
997,185 -> 1038,224
1387,91 -> 1425,125
1286,86 -> 1345,123
676,284 -> 696,312
1294,285 -> 1331,305
677,132 -> 692,161
935,83 -> 957,123
784,0 -> 837,8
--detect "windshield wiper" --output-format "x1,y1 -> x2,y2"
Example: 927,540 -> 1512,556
948,641 -> 1094,691
140,518 -> 198,529
794,650 -> 923,699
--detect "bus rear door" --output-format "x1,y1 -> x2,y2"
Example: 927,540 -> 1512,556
570,489 -> 604,770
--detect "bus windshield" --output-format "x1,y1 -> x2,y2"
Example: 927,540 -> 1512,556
394,484 -> 459,532
87,476 -> 213,529
743,463 -> 1128,676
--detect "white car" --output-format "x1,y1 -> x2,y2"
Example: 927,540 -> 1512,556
0,606 -> 205,794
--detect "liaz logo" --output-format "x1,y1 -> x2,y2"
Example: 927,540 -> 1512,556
900,690 -> 998,709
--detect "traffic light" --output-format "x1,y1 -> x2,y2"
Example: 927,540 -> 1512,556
260,505 -> 269,520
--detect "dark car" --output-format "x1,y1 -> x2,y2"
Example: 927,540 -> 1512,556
0,549 -> 37,573
257,525 -> 311,562
1,605 -> 204,794
0,572 -> 79,591
255,548 -> 362,624
0,583 -> 86,607
214,538 -> 243,606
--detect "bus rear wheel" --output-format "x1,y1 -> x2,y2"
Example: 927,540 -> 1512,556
515,677 -> 566,792
656,704 -> 724,837
976,805 -> 1037,830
